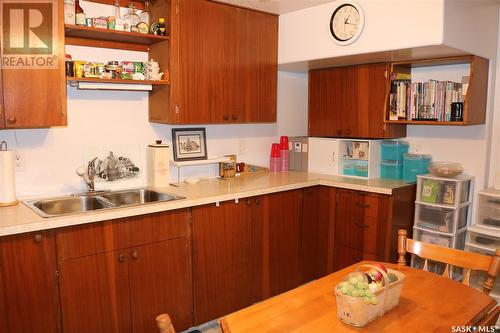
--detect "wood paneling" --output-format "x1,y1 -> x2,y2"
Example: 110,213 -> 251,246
1,0 -> 66,128
0,231 -> 61,333
0,68 -> 4,129
301,186 -> 336,283
309,63 -> 406,138
57,210 -> 189,261
333,244 -> 383,271
192,199 -> 263,324
129,239 -> 193,333
59,250 -> 131,333
267,189 -> 304,297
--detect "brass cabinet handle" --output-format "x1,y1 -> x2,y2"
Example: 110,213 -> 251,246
7,116 -> 16,125
255,198 -> 260,205
231,114 -> 238,121
337,129 -> 343,135
223,114 -> 229,121
131,249 -> 139,260
345,129 -> 351,135
246,199 -> 252,206
355,202 -> 370,208
33,234 -> 43,243
355,222 -> 370,228
118,253 -> 126,263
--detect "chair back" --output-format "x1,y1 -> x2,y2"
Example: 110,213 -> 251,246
156,314 -> 176,333
397,229 -> 500,295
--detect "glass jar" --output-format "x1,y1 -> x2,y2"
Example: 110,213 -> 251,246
139,0 -> 150,25
124,3 -> 140,31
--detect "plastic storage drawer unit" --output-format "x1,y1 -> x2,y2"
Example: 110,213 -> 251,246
380,161 -> 402,180
414,203 -> 468,233
403,154 -> 431,182
417,174 -> 472,207
413,227 -> 466,248
381,140 -> 409,161
467,229 -> 500,250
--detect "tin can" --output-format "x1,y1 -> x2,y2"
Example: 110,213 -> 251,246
121,61 -> 135,73
95,63 -> 105,75
65,60 -> 74,77
107,16 -> 116,30
73,61 -> 86,78
134,62 -> 144,74
85,18 -> 92,27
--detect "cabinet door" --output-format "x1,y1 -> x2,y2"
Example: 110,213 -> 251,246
333,244 -> 383,271
237,8 -> 278,122
177,0 -> 237,123
59,250 -> 131,333
267,189 -> 304,296
1,1 -> 66,128
192,199 -> 262,324
301,186 -> 335,283
309,66 -> 358,137
0,68 -> 5,129
129,238 -> 193,333
0,232 -> 61,333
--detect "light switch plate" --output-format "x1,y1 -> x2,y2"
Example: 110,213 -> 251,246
15,151 -> 26,171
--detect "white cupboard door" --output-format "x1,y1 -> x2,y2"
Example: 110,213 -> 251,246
308,138 -> 339,175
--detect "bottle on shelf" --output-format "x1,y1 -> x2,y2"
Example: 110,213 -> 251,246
139,0 -> 151,25
157,18 -> 167,36
64,0 -> 76,25
124,3 -> 140,31
114,0 -> 125,31
75,0 -> 86,26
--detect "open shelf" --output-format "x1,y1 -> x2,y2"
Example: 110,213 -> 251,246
84,0 -> 146,9
65,25 -> 169,51
384,55 -> 488,126
170,157 -> 231,168
67,77 -> 169,85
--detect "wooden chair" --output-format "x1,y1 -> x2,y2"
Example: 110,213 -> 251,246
397,229 -> 500,294
156,314 -> 176,333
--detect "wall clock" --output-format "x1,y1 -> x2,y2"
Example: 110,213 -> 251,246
329,1 -> 365,45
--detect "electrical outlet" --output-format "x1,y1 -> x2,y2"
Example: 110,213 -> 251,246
15,151 -> 26,171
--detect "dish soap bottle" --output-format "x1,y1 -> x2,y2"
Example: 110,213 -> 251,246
124,3 -> 140,31
75,0 -> 86,26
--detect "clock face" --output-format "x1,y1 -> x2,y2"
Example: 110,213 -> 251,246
330,2 -> 364,45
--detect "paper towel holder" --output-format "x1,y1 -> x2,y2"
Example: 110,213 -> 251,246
0,141 -> 19,207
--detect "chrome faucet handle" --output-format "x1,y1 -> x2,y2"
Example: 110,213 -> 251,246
76,166 -> 95,192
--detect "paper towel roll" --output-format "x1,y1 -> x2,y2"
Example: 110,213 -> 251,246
0,150 -> 17,206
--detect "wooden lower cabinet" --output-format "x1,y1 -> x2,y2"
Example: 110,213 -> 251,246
0,231 -> 61,333
192,198 -> 263,324
333,186 -> 416,271
57,210 -> 193,333
301,186 -> 336,283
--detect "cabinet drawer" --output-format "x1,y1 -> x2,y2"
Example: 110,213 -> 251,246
57,209 -> 189,261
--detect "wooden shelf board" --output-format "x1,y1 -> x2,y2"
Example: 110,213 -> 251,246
84,0 -> 146,10
391,55 -> 475,68
66,77 -> 169,85
170,157 -> 231,167
384,120 -> 465,126
64,25 -> 169,46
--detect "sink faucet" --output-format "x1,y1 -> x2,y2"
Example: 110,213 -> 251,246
76,158 -> 97,192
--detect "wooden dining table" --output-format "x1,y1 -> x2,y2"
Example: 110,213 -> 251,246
220,261 -> 497,333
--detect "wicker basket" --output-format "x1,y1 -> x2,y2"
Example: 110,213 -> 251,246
335,264 -> 405,327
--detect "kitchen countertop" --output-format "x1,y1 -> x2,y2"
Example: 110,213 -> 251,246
0,171 -> 414,237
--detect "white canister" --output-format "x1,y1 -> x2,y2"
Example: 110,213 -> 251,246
0,142 -> 17,206
147,142 -> 171,188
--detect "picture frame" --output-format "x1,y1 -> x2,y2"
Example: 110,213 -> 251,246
171,128 -> 208,161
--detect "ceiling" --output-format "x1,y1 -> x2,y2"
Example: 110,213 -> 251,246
214,0 -> 333,14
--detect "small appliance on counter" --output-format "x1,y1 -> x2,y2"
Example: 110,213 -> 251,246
147,140 -> 170,188
0,141 -> 18,206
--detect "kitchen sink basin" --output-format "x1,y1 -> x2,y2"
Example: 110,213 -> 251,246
23,189 -> 185,218
100,189 -> 180,206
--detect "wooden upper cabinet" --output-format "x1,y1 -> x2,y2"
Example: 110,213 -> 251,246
154,0 -> 278,124
309,63 -> 406,139
1,0 -> 66,129
0,231 -> 61,333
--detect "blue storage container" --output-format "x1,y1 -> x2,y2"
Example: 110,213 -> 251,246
381,161 -> 403,179
354,163 -> 368,177
343,162 -> 356,176
381,140 -> 409,161
403,153 -> 432,182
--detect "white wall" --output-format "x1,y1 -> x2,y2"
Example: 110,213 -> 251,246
278,0 -> 498,70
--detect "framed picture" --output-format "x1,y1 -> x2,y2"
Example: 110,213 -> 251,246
171,128 -> 208,161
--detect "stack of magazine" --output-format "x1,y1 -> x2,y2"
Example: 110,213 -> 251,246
389,73 -> 465,121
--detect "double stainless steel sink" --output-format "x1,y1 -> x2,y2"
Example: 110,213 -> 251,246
24,188 -> 185,218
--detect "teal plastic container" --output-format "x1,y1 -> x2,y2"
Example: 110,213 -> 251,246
381,140 -> 409,162
402,153 -> 432,182
355,163 -> 368,177
381,161 -> 403,179
343,162 -> 356,176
